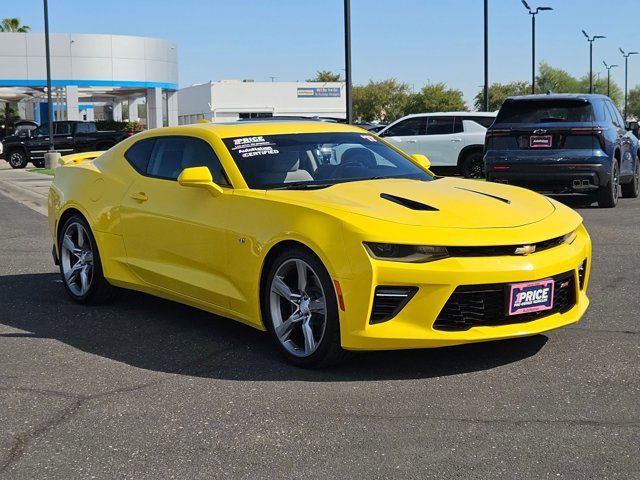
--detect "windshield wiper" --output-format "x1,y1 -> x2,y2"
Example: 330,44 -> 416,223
270,182 -> 335,190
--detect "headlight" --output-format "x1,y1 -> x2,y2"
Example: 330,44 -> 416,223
563,230 -> 578,245
363,242 -> 449,263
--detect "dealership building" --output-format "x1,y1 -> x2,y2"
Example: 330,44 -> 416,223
0,32 -> 178,128
178,80 -> 346,124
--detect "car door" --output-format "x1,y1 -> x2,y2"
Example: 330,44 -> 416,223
52,122 -> 76,155
119,135 -> 235,308
608,101 -> 634,177
417,116 -> 459,166
73,122 -> 98,152
379,117 -> 427,156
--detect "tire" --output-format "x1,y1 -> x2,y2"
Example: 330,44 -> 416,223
58,214 -> 116,304
32,159 -> 45,168
621,157 -> 639,198
597,160 -> 620,208
7,150 -> 28,169
262,247 -> 350,368
460,150 -> 485,179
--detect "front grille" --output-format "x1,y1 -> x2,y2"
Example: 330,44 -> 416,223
434,271 -> 576,331
447,235 -> 565,257
370,286 -> 418,324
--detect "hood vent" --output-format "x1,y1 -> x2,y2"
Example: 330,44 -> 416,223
454,187 -> 511,204
380,193 -> 439,211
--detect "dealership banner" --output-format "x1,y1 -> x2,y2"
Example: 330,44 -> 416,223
297,87 -> 341,98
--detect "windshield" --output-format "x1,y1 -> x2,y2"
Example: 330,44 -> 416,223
222,132 -> 432,189
497,100 -> 595,124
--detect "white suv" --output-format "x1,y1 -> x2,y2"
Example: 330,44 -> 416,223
377,112 -> 497,177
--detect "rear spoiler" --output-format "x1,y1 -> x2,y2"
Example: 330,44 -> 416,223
58,151 -> 105,166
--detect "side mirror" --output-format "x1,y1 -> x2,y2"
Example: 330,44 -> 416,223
411,153 -> 431,170
627,121 -> 639,136
178,166 -> 224,197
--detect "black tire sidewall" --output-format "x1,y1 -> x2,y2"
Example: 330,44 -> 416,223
597,161 -> 619,207
262,247 -> 342,368
8,150 -> 27,169
462,152 -> 485,178
58,215 -> 107,303
621,158 -> 639,198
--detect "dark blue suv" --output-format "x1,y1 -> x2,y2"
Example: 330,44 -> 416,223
485,94 -> 640,207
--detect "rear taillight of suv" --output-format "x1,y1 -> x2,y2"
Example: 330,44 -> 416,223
568,127 -> 606,151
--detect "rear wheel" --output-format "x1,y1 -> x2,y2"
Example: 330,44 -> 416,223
597,161 -> 620,208
58,215 -> 116,303
32,159 -> 45,168
263,247 -> 349,368
621,158 -> 639,198
7,150 -> 28,169
460,151 -> 485,178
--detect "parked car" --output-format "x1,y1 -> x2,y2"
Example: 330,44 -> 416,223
2,120 -> 133,169
377,112 -> 497,177
48,121 -> 591,367
485,94 -> 640,208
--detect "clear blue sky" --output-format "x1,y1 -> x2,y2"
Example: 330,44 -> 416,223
11,0 -> 640,107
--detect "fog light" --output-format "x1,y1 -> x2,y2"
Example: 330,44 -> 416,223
369,286 -> 418,324
578,259 -> 587,289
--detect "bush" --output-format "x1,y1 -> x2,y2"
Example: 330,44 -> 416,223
95,120 -> 144,132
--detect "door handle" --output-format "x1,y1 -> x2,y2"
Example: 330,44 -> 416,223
406,139 -> 418,143
130,192 -> 148,202
451,138 -> 463,142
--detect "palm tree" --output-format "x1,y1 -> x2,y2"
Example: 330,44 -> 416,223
0,18 -> 31,32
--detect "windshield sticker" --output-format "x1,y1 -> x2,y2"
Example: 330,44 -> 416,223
238,146 -> 280,158
360,135 -> 377,142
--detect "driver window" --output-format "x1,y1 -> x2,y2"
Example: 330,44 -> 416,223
382,117 -> 426,137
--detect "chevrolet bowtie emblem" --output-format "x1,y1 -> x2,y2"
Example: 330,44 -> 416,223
514,245 -> 536,255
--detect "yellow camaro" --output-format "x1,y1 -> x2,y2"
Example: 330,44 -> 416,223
48,121 -> 591,367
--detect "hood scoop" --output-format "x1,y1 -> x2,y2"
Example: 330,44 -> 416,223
380,193 -> 439,211
454,187 -> 511,204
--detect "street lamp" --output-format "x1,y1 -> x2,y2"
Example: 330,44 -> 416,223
483,0 -> 489,111
343,0 -> 352,124
619,48 -> 639,120
521,1 -> 553,95
582,30 -> 606,93
43,0 -> 54,152
602,61 -> 618,98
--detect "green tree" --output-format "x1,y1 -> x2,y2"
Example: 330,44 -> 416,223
627,86 -> 640,120
307,70 -> 343,82
353,79 -> 412,122
404,82 -> 467,114
473,81 -> 530,111
535,62 -> 582,94
0,18 -> 30,32
0,102 -> 20,135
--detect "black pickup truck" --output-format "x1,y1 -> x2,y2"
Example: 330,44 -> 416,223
1,121 -> 132,168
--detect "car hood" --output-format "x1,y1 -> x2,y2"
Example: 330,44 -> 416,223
265,177 -> 556,229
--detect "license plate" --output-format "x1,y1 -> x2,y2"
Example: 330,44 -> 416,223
507,279 -> 554,316
529,135 -> 552,148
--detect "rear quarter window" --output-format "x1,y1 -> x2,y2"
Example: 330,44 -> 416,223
124,138 -> 156,174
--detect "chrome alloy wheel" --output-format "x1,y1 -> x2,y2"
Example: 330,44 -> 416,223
269,259 -> 327,358
60,222 -> 94,297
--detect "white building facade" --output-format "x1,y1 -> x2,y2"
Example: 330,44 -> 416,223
0,32 -> 178,128
178,80 -> 346,124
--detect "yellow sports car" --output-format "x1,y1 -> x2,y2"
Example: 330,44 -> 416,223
48,121 -> 591,367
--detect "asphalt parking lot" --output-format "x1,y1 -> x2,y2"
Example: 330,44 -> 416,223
0,178 -> 638,479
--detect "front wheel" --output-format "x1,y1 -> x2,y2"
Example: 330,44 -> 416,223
263,247 -> 349,368
460,151 -> 485,179
597,161 -> 620,208
58,215 -> 116,303
621,158 -> 639,198
7,150 -> 28,169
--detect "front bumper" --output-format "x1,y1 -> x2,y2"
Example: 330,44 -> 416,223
337,225 -> 591,350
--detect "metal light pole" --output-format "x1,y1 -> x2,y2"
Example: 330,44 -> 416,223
483,0 -> 489,111
582,30 -> 605,94
343,0 -> 352,124
620,48 -> 638,121
521,1 -> 553,95
603,61 -> 618,98
43,0 -> 54,151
